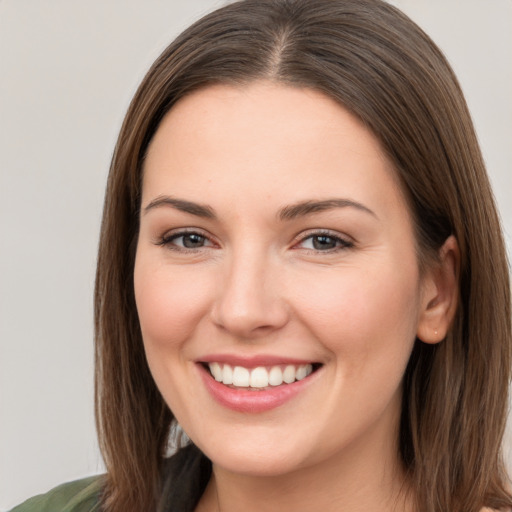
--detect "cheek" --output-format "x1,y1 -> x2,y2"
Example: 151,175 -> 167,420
133,257 -> 213,354
292,260 -> 421,368
133,255 -> 217,419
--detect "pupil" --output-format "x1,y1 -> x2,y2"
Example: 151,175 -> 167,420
183,234 -> 204,248
313,235 -> 336,250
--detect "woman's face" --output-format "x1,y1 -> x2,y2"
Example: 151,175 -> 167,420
134,82 -> 432,476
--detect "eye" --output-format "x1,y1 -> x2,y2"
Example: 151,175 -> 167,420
174,233 -> 209,248
157,230 -> 214,251
296,232 -> 353,252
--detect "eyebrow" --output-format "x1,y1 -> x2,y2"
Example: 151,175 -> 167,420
142,195 -> 376,220
143,195 -> 216,219
278,199 -> 377,220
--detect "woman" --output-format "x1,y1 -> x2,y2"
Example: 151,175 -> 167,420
12,0 -> 511,511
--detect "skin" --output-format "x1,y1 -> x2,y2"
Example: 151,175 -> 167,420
134,82 -> 458,512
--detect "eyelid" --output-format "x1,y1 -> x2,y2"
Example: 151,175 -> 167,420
155,227 -> 218,250
292,229 -> 354,251
153,227 -> 353,253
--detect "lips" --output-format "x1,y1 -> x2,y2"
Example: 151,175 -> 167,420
197,355 -> 321,413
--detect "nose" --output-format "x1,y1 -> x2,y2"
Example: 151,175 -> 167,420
210,249 -> 290,339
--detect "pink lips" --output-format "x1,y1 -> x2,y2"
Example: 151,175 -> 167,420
197,355 -> 320,413
199,354 -> 316,368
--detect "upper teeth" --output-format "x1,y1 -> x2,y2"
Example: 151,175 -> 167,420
208,363 -> 313,388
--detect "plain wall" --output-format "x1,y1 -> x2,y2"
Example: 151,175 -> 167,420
1,1 -> 510,509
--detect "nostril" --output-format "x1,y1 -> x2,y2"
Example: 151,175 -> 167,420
209,276 -> 290,337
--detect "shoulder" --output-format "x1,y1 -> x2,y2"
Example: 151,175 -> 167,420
10,475 -> 104,512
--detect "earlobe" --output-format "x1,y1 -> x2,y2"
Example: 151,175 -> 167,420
416,235 -> 460,344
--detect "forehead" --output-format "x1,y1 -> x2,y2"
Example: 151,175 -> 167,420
146,81 -> 388,166
142,81 -> 408,222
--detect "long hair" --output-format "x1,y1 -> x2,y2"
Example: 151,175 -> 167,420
94,1 -> 512,510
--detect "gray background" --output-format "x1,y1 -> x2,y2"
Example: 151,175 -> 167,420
1,1 -> 511,509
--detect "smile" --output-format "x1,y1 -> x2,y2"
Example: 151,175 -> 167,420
208,362 -> 314,389
198,358 -> 322,413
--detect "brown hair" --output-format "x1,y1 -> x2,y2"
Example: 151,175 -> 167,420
94,1 -> 512,510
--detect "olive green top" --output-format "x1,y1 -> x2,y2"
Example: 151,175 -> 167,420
10,475 -> 103,512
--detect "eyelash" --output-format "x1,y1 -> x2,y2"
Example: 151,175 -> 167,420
293,230 -> 354,253
156,229 -> 214,252
155,229 -> 354,253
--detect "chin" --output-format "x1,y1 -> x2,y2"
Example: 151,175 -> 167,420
188,427 -> 308,477
208,448 -> 305,477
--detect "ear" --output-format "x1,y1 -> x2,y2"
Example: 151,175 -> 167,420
416,235 -> 460,344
